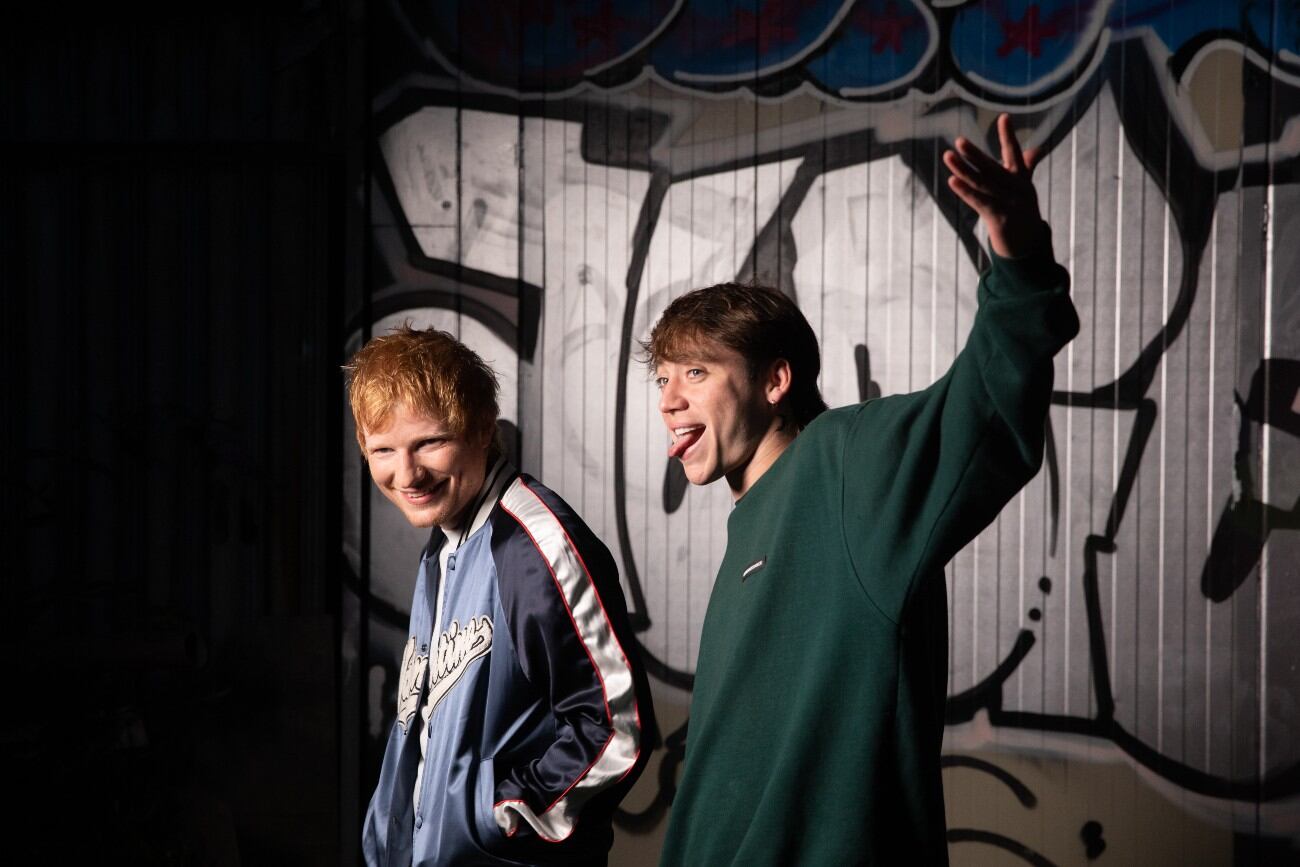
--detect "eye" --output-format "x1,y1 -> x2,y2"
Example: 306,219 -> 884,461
653,376 -> 668,390
686,368 -> 704,379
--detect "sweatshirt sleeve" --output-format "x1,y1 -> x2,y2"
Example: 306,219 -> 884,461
841,240 -> 1079,620
489,478 -> 647,843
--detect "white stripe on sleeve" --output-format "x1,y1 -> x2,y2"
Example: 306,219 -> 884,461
495,478 -> 642,842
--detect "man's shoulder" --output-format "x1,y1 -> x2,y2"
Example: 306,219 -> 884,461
780,396 -> 928,480
490,474 -> 612,565
495,473 -> 585,530
801,396 -> 910,443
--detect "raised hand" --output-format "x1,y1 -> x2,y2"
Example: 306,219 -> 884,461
943,113 -> 1049,259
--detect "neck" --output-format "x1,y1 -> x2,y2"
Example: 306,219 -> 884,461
725,422 -> 797,501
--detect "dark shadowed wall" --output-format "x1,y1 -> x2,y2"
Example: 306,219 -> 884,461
4,5 -> 360,863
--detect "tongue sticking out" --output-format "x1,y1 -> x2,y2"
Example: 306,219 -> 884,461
668,427 -> 703,459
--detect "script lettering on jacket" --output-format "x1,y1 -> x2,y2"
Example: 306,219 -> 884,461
427,616 -> 494,714
396,636 -> 429,734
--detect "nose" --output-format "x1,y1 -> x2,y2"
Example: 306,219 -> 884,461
394,451 -> 425,488
658,376 -> 685,415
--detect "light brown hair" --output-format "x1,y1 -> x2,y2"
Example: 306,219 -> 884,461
641,282 -> 828,429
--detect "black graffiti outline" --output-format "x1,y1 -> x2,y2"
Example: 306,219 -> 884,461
917,41 -> 1300,801
946,829 -> 1059,866
355,15 -> 1300,809
604,38 -> 1300,800
363,143 -> 543,360
611,133 -> 961,687
941,754 -> 1038,808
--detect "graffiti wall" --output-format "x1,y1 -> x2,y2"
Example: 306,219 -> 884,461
343,1 -> 1300,862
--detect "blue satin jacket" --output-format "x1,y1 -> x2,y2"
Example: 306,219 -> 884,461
363,468 -> 655,866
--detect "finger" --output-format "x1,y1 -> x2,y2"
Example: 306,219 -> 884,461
944,150 -> 1000,197
998,113 -> 1027,172
948,175 -> 998,213
950,142 -> 1027,203
954,136 -> 1004,176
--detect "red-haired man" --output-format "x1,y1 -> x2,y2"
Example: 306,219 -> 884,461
347,327 -> 654,866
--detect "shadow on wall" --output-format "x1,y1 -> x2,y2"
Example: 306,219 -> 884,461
348,0 -> 1300,862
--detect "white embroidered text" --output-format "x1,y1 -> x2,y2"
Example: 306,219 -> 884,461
427,616 -> 494,714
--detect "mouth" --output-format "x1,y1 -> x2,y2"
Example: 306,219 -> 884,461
668,425 -> 704,460
401,478 -> 447,505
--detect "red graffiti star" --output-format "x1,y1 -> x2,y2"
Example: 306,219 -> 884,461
997,3 -> 1060,58
721,0 -> 802,56
851,1 -> 921,55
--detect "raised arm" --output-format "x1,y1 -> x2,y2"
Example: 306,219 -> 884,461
841,115 -> 1080,620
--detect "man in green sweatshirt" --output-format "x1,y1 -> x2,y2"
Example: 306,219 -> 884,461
646,114 -> 1080,865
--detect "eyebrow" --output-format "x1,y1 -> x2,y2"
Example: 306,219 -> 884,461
366,429 -> 450,448
658,354 -> 723,370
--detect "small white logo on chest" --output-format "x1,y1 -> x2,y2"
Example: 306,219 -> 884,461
427,615 -> 494,713
742,557 -> 767,581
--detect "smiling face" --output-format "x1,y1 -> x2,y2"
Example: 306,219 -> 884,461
362,403 -> 490,529
656,343 -> 794,499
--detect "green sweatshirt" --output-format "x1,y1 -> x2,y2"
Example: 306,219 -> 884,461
658,246 -> 1079,866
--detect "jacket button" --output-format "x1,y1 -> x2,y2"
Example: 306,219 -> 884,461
415,815 -> 422,830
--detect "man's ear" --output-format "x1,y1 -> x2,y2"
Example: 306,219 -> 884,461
765,358 -> 793,406
477,422 -> 499,456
